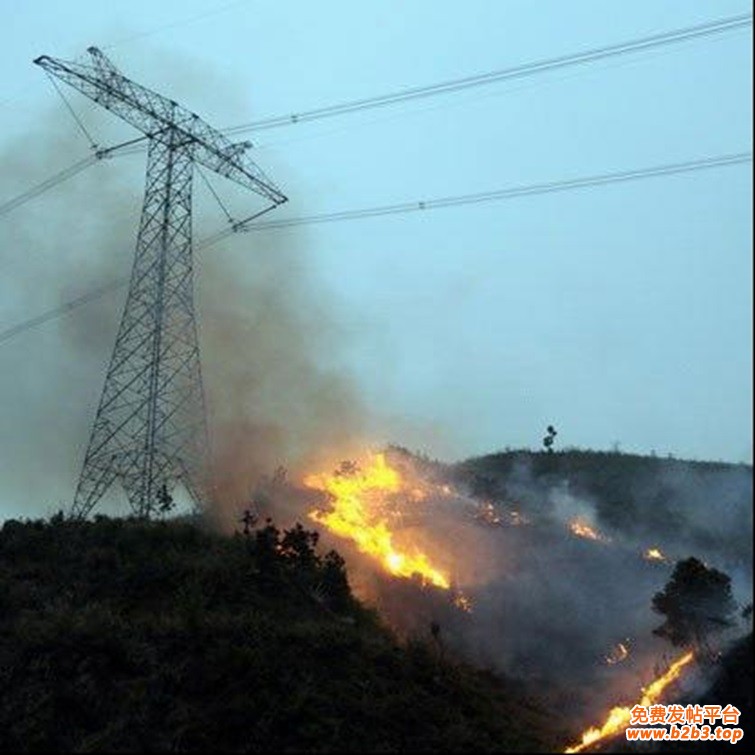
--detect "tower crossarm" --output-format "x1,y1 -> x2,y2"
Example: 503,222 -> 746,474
34,47 -> 287,206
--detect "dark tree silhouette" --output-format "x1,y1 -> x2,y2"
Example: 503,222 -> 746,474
254,518 -> 282,588
542,425 -> 557,453
156,483 -> 174,515
652,557 -> 737,659
321,550 -> 351,609
279,523 -> 320,571
240,508 -> 258,536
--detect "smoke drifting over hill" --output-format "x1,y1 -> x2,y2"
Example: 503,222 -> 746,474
249,447 -> 751,725
199,236 -> 370,520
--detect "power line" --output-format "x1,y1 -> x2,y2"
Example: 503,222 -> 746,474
196,165 -> 236,226
228,151 -> 753,233
1,150 -> 750,347
3,11 -> 750,218
0,279 -> 125,346
101,0 -> 251,50
0,155 -> 98,218
45,72 -> 100,151
0,137 -> 147,220
224,12 -> 752,135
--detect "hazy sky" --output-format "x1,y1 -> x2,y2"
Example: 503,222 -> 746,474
0,1 -> 752,517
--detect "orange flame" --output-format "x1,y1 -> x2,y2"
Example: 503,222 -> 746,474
604,641 -> 630,666
644,547 -> 668,562
454,593 -> 474,613
564,651 -> 695,752
305,453 -> 450,589
475,501 -> 503,526
568,518 -> 611,543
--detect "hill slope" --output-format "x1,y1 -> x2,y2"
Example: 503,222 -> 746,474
0,515 -> 558,752
444,448 -> 752,561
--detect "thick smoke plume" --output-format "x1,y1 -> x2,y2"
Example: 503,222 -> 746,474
1,120 -> 138,518
0,109 -> 370,521
199,234 -> 370,526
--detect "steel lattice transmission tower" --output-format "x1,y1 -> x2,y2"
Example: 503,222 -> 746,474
35,47 -> 286,518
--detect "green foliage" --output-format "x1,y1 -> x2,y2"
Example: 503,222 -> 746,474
0,515 -> 554,752
652,557 -> 738,656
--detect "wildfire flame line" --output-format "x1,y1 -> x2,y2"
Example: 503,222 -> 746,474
644,547 -> 669,562
568,518 -> 611,543
305,453 -> 450,589
564,651 -> 695,753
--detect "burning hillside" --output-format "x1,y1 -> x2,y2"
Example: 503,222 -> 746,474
0,448 -> 748,752
565,651 -> 695,752
304,452 -> 478,615
305,452 -> 451,589
568,518 -> 611,543
286,448 -> 751,750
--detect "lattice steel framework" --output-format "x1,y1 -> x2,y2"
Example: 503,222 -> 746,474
35,47 -> 286,518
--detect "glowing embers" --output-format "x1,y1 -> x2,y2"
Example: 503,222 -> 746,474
568,517 -> 611,544
475,501 -> 503,526
564,651 -> 695,753
454,593 -> 474,614
474,501 -> 530,528
603,640 -> 630,666
305,453 -> 450,589
644,547 -> 670,563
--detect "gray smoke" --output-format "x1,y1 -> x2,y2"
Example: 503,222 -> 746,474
0,107 -> 369,522
0,118 -> 138,518
198,231 -> 371,527
258,447 -> 751,722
